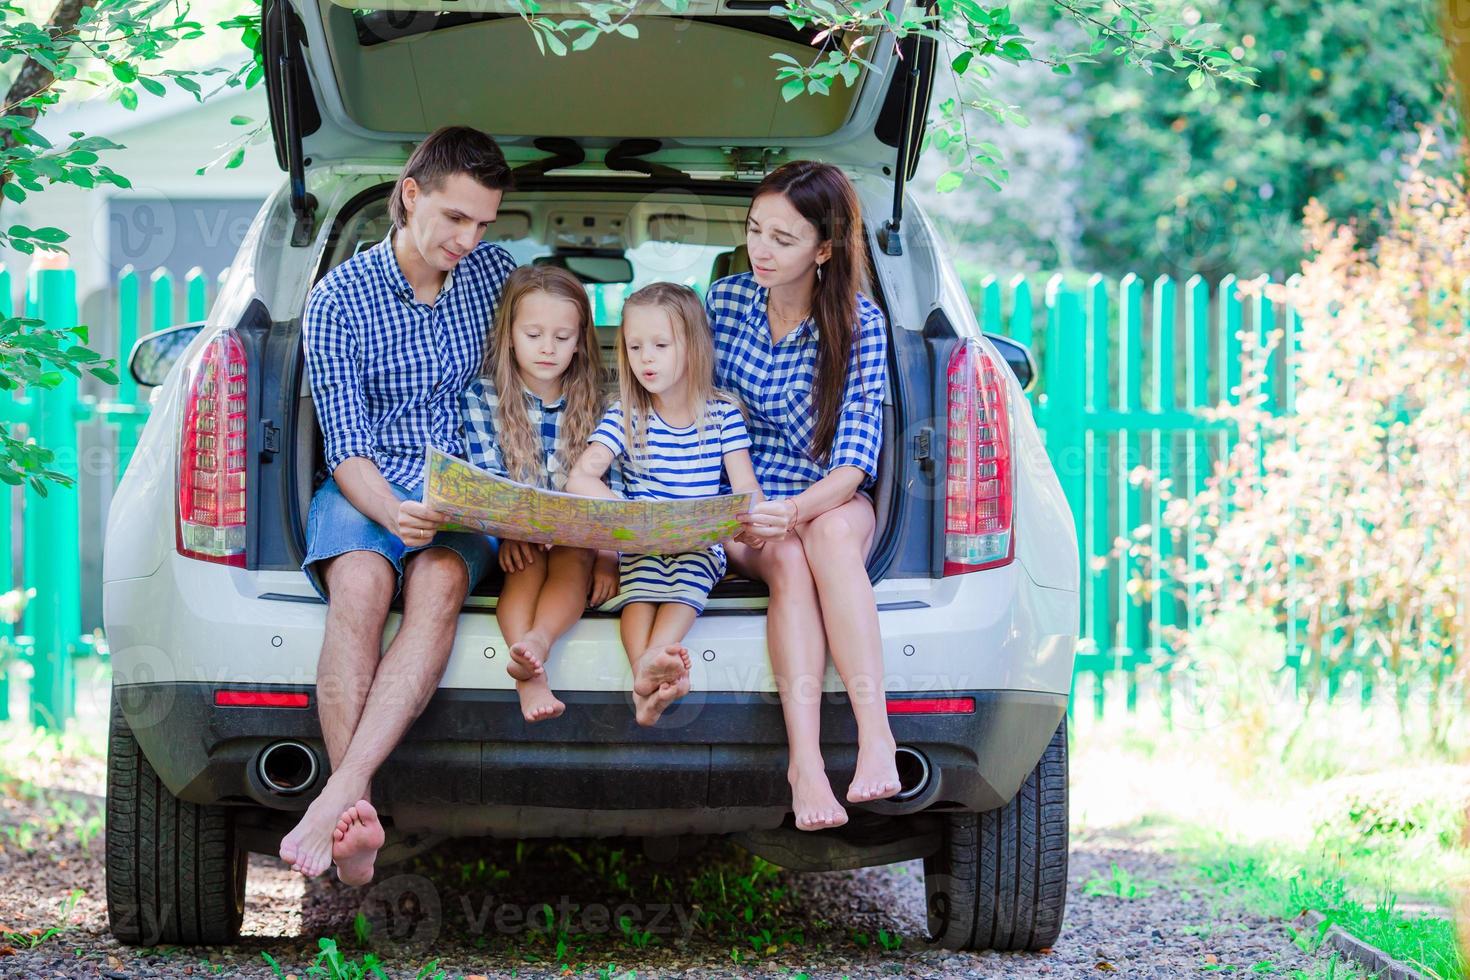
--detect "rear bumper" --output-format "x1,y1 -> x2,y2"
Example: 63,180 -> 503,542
120,684 -> 1066,835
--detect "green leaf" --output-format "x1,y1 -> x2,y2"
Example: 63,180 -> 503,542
2,183 -> 25,204
572,29 -> 598,51
118,87 -> 139,111
89,367 -> 119,386
138,76 -> 167,97
952,50 -> 972,74
112,61 -> 137,83
781,78 -> 804,102
1051,62 -> 1071,75
1188,69 -> 1204,90
225,147 -> 246,170
936,170 -> 964,193
614,22 -> 637,38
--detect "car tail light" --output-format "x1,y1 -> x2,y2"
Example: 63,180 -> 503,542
214,689 -> 310,708
887,696 -> 977,715
944,339 -> 1014,575
176,330 -> 248,566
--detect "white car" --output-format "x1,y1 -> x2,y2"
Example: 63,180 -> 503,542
102,0 -> 1080,951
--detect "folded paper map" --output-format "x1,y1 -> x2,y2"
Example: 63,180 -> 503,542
422,447 -> 754,554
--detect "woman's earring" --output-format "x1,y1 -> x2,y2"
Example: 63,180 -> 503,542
816,263 -> 824,283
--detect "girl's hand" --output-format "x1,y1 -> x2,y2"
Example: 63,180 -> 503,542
499,539 -> 543,574
738,499 -> 799,541
397,499 -> 448,547
588,551 -> 620,607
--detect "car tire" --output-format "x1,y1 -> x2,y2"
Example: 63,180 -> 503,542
106,692 -> 247,946
923,717 -> 1068,951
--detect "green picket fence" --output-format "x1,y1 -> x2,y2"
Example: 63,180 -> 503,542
1,261 -> 221,729
1,263 -> 1413,728
982,271 -> 1326,717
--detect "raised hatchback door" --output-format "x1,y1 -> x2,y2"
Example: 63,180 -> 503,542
265,0 -> 934,177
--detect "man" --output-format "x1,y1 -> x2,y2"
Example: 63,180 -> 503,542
278,125 -> 516,886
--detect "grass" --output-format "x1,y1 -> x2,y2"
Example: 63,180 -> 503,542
1072,642 -> 1470,980
1188,842 -> 1466,980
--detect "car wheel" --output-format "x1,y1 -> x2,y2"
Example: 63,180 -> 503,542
106,692 -> 247,945
923,717 -> 1068,951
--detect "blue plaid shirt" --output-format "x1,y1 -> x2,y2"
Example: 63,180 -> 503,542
462,378 -> 570,490
705,272 -> 887,498
303,229 -> 516,491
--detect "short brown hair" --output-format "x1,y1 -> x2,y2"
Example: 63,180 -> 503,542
388,126 -> 514,229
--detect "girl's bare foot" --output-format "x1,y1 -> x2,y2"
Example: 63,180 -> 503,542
788,763 -> 848,831
847,735 -> 902,803
515,674 -> 566,723
632,645 -> 689,697
507,632 -> 550,682
330,800 -> 384,887
633,671 -> 690,727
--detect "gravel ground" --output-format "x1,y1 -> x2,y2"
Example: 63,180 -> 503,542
0,770 -> 1342,980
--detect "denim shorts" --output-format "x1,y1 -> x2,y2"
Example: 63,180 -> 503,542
301,477 -> 495,602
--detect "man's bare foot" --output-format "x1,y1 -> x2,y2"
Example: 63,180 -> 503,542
330,800 -> 385,887
515,674 -> 566,723
789,764 -> 848,831
847,735 -> 902,803
632,645 -> 690,697
507,632 -> 550,682
632,671 -> 690,727
279,779 -> 365,877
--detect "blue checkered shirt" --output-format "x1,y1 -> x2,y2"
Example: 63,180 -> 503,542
462,378 -> 570,490
704,272 -> 887,498
303,229 -> 516,491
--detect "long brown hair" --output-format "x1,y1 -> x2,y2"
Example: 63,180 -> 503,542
615,282 -> 738,462
749,160 -> 870,463
481,265 -> 603,488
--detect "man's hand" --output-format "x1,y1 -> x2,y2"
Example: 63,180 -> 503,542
589,550 -> 620,607
396,499 -> 448,547
499,539 -> 544,574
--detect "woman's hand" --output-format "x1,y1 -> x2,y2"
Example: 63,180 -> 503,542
588,550 -> 620,607
498,539 -> 544,574
396,499 -> 448,547
738,498 -> 800,541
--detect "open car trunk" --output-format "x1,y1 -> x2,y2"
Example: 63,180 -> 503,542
282,179 -> 902,604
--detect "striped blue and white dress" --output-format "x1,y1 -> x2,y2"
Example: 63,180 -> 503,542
589,398 -> 751,613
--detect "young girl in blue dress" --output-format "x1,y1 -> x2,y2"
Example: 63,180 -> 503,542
566,282 -> 764,726
462,265 -> 619,724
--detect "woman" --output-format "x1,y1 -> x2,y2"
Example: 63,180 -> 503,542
705,160 -> 901,831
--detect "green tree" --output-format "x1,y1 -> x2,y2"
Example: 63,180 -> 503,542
1073,0 -> 1459,280
0,0 -> 261,494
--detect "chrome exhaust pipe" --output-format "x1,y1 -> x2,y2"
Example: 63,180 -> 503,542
892,746 -> 932,802
257,740 -> 319,796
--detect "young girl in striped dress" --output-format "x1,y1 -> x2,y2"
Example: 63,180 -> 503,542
566,282 -> 764,726
462,265 -> 620,724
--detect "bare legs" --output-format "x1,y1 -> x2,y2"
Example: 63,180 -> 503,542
278,547 -> 469,882
795,498 -> 900,803
499,547 -> 594,723
726,536 -> 848,830
618,602 -> 695,726
725,493 -> 900,830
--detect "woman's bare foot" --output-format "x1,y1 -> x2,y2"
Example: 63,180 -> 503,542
515,674 -> 566,723
278,778 -> 365,877
789,764 -> 848,831
507,632 -> 550,682
847,735 -> 901,803
632,671 -> 690,727
632,645 -> 690,697
330,800 -> 385,887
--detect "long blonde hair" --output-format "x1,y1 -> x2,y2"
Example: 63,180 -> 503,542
615,281 -> 740,462
481,265 -> 603,487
